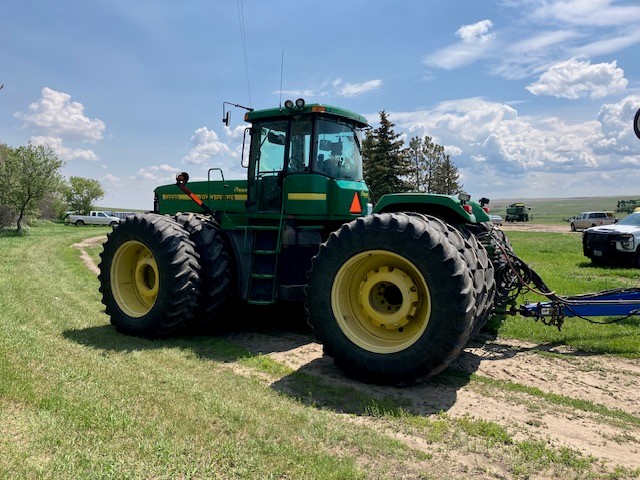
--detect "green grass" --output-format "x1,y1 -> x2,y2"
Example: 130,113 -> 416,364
490,231 -> 640,357
1,222 -> 639,479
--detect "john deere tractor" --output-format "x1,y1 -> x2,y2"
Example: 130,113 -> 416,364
98,99 -> 515,385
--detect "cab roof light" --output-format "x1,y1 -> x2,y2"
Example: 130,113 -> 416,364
311,105 -> 326,113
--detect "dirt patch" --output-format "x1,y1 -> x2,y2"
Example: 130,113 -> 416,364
72,235 -> 106,276
499,222 -> 574,233
222,328 -> 640,472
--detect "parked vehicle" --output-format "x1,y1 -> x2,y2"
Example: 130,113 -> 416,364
583,212 -> 640,266
570,211 -> 616,231
96,101 -> 640,386
67,211 -> 120,227
505,203 -> 531,222
490,214 -> 503,226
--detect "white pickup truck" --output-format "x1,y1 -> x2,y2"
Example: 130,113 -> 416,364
67,211 -> 120,227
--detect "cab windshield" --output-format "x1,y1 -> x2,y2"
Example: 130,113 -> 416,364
314,117 -> 363,181
251,116 -> 364,182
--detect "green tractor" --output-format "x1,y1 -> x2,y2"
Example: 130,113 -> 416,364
98,99 -> 514,385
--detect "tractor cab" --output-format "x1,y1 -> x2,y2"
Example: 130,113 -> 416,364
242,99 -> 368,214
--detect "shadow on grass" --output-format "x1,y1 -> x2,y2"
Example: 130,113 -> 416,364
63,303 -> 314,362
64,303 -> 490,417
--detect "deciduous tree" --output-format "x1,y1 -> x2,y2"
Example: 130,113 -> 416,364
64,176 -> 105,215
0,143 -> 64,233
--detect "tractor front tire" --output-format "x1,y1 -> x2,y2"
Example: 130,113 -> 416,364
98,213 -> 200,338
306,212 -> 476,385
174,212 -> 233,332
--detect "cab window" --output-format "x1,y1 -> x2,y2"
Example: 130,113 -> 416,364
256,121 -> 287,174
314,118 -> 363,181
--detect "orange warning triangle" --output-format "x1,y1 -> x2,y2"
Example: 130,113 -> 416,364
349,193 -> 362,214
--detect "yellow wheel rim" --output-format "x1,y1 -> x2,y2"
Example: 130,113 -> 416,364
331,250 -> 431,353
111,240 -> 159,317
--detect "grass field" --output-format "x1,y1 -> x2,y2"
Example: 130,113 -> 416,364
0,222 -> 638,479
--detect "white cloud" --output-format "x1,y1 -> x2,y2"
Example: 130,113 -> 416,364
337,79 -> 382,97
130,164 -> 179,183
183,127 -> 233,165
30,136 -> 98,161
587,94 -> 640,155
424,2 -> 640,81
532,0 -> 640,27
573,30 -> 640,57
103,173 -> 121,183
15,87 -> 105,142
457,19 -> 494,43
385,95 -> 640,187
279,78 -> 383,99
526,57 -> 628,99
423,20 -> 496,70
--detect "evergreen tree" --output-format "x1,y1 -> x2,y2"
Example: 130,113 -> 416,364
433,154 -> 463,195
406,135 -> 447,193
362,111 -> 410,203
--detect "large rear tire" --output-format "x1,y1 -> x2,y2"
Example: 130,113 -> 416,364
98,213 -> 200,338
306,212 -> 476,385
454,225 -> 496,339
174,212 -> 233,332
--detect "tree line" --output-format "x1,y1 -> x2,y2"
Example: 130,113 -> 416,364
0,143 -> 105,233
362,111 -> 462,203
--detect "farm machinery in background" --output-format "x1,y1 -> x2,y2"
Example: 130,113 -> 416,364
505,202 -> 531,222
97,102 -> 640,385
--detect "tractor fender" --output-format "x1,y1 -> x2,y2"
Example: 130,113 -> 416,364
372,192 -> 490,225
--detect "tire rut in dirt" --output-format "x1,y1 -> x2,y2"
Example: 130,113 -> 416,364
98,213 -> 200,338
306,212 -> 476,385
174,212 -> 233,333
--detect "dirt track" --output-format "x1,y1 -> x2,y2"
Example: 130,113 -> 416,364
498,222 -> 573,233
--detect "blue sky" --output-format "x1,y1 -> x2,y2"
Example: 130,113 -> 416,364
1,0 -> 640,210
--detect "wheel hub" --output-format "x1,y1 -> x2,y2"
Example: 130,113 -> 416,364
111,241 -> 159,317
358,266 -> 419,329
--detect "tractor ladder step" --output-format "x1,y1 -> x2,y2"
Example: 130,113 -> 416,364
243,226 -> 282,305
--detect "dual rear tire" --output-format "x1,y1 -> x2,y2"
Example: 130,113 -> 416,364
306,212 -> 493,385
98,213 -> 231,337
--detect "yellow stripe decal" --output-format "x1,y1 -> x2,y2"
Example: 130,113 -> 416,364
287,193 -> 327,201
162,194 -> 248,201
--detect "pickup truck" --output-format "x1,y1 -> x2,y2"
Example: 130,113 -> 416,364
66,211 -> 120,227
583,212 -> 640,266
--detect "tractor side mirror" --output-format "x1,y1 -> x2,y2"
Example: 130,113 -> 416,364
634,108 -> 640,140
267,131 -> 286,145
319,139 -> 332,151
